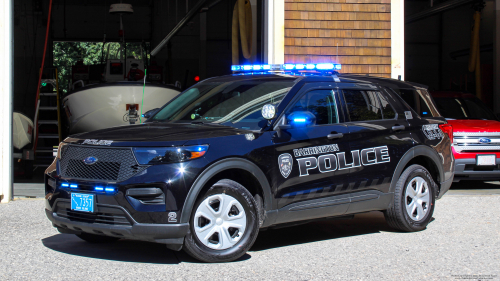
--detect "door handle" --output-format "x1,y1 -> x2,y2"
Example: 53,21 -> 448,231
327,133 -> 344,139
392,125 -> 405,131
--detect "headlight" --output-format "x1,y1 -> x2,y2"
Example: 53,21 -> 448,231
133,145 -> 209,165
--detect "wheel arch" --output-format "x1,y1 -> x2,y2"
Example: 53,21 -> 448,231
179,158 -> 273,224
390,145 -> 444,195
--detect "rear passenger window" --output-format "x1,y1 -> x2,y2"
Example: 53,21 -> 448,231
343,90 -> 396,121
397,89 -> 439,118
377,92 -> 396,119
399,89 -> 416,110
288,89 -> 339,125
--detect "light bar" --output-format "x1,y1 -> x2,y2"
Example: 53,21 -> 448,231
231,63 -> 341,72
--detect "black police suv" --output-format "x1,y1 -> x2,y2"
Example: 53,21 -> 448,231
45,66 -> 454,263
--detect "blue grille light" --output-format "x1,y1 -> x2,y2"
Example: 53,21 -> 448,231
105,187 -> 115,193
69,184 -> 78,189
61,183 -> 69,188
95,186 -> 104,191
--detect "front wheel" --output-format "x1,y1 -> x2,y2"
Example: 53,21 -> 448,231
183,179 -> 260,263
384,164 -> 436,232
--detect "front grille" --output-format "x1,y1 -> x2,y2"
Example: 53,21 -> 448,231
55,201 -> 132,226
60,145 -> 147,182
453,133 -> 500,152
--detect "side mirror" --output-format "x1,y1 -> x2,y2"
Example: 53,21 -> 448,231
261,104 -> 277,120
142,108 -> 160,119
274,111 -> 316,138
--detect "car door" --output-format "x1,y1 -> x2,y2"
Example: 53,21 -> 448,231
271,84 -> 351,211
340,87 -> 414,197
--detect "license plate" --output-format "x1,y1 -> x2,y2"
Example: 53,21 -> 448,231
71,193 -> 95,213
477,155 -> 496,166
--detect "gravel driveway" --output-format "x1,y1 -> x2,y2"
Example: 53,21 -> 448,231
0,194 -> 498,280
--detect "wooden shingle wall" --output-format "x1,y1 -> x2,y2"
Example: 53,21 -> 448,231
285,0 -> 391,78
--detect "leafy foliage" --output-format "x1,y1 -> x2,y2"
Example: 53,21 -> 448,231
53,42 -> 150,93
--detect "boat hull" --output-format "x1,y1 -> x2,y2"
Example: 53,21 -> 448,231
63,82 -> 180,134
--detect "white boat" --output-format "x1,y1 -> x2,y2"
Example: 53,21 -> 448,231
62,82 -> 179,134
13,112 -> 34,150
62,2 -> 180,134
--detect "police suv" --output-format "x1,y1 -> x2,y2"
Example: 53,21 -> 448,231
45,63 -> 454,263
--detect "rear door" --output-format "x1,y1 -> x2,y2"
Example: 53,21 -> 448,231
340,87 -> 414,195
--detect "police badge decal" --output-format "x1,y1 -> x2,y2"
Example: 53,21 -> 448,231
278,153 -> 293,178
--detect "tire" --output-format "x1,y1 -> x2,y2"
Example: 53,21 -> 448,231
76,233 -> 121,243
183,179 -> 260,263
384,164 -> 436,232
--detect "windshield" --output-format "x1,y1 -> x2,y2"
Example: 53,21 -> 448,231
151,78 -> 296,130
434,97 -> 497,120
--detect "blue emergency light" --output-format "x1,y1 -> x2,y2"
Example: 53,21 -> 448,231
231,63 -> 341,72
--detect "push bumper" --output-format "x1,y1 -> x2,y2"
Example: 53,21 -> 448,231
454,158 -> 500,181
45,207 -> 189,246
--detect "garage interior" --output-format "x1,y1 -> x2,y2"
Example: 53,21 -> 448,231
1,0 -> 500,199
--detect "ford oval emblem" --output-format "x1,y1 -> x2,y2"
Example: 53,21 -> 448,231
83,156 -> 98,165
479,137 -> 491,144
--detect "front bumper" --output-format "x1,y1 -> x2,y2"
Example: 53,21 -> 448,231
454,158 -> 500,181
45,199 -> 189,245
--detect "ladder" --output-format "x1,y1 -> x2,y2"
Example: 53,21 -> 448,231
34,67 -> 62,168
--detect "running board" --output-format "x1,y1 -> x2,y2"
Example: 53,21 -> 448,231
262,190 -> 393,228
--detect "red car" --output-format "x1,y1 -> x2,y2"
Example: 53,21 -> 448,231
431,91 -> 500,181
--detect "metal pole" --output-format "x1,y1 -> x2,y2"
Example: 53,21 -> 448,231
150,0 -> 208,57
0,0 -> 14,203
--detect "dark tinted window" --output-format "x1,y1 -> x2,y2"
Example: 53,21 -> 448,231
398,89 -> 438,117
433,97 -> 497,120
399,89 -> 416,109
343,90 -> 384,121
378,92 -> 397,119
288,90 -> 339,125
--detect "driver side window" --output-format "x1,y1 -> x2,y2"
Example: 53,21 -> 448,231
287,90 -> 339,125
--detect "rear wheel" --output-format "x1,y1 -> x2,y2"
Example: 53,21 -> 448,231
385,164 -> 436,232
76,233 -> 121,243
183,179 -> 259,263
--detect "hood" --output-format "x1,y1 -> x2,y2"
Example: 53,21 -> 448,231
66,122 -> 251,146
447,119 -> 500,133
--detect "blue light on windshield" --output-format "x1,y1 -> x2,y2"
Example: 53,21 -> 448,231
95,186 -> 104,191
105,187 -> 115,193
61,183 -> 69,188
70,184 -> 78,189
